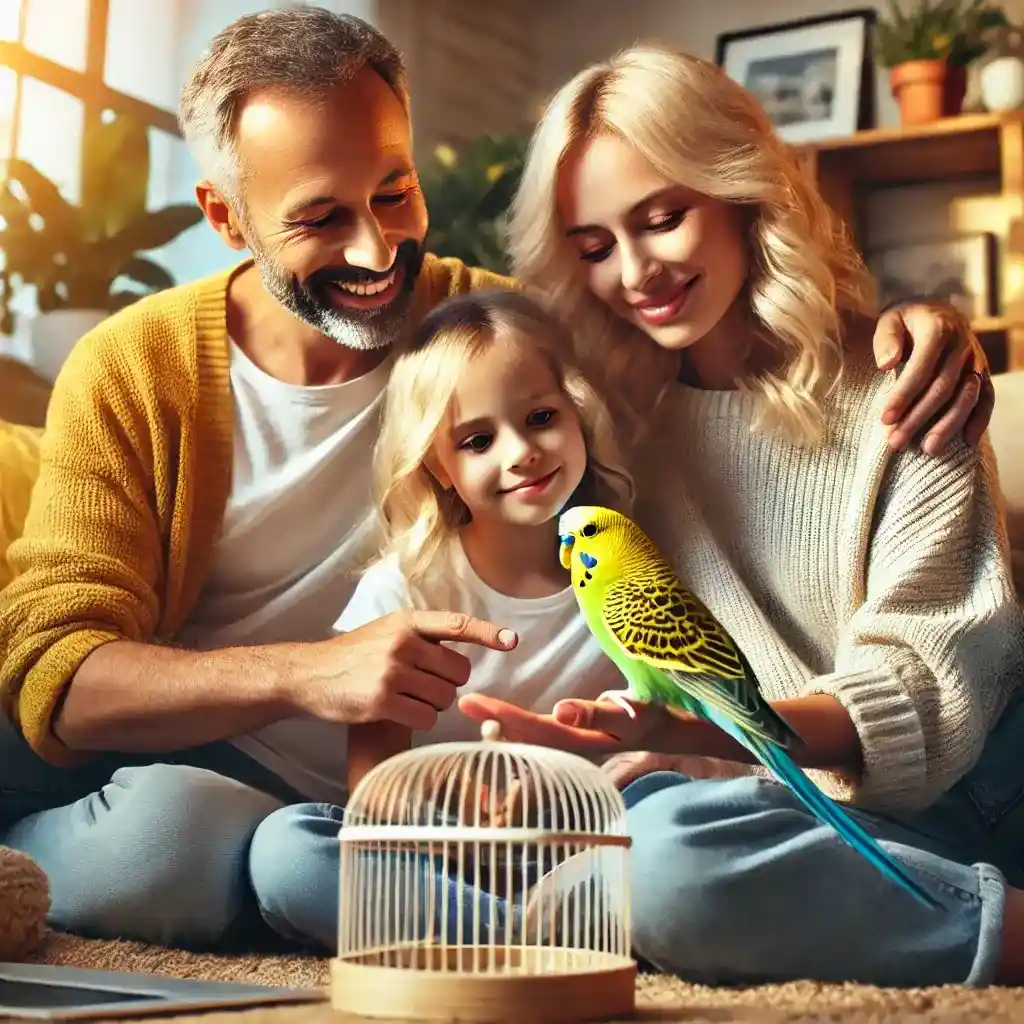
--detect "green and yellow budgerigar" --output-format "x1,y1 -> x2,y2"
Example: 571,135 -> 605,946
557,504 -> 942,911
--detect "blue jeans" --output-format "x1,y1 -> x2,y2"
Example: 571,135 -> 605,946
0,715 -> 515,950
3,690 -> 1024,985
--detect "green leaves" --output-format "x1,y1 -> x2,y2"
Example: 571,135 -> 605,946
0,112 -> 203,335
874,0 -> 1010,68
419,133 -> 528,273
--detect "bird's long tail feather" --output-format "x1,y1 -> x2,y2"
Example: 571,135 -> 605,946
752,736 -> 942,910
698,704 -> 943,911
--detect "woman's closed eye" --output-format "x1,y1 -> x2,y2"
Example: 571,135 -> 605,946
647,209 -> 687,232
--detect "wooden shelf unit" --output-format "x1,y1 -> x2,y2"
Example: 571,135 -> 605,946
794,111 -> 1024,372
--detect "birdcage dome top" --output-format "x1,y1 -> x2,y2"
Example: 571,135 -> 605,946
341,720 -> 628,844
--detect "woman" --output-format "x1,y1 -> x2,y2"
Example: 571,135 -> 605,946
460,44 -> 1024,988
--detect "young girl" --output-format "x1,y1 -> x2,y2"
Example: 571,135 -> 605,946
335,285 -> 633,761
458,44 -> 1024,987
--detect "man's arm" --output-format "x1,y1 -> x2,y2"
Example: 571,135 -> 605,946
52,639 -> 295,752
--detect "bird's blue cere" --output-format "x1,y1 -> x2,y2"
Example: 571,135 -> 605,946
559,535 -> 574,550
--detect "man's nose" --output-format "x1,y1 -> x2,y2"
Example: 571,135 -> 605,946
343,216 -> 396,273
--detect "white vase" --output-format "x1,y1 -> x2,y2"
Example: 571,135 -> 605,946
28,308 -> 109,385
980,55 -> 1024,112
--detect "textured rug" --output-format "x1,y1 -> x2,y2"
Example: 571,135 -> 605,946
20,932 -> 1024,1022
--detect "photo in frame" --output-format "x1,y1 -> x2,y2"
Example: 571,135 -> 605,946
715,9 -> 876,144
866,233 -> 997,320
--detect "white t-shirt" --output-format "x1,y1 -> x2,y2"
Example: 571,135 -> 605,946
179,341 -> 389,649
177,341 -> 390,794
216,538 -> 623,804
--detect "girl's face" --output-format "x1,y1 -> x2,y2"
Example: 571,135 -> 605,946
431,335 -> 588,530
557,132 -> 749,352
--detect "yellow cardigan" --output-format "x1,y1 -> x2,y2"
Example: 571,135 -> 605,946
0,254 -> 515,763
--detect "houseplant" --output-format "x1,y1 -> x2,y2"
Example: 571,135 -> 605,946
418,133 -> 527,274
874,0 -> 1009,125
0,113 -> 203,382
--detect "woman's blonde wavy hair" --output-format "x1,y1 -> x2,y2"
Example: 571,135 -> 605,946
507,43 -> 878,444
372,288 -> 635,586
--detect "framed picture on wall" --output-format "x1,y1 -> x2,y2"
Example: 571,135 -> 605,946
866,233 -> 997,320
715,9 -> 876,144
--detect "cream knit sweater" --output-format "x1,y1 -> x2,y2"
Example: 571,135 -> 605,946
633,347 -> 1023,814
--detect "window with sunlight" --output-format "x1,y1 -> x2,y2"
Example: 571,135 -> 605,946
0,0 -> 183,201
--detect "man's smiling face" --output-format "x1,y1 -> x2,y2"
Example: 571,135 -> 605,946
232,67 -> 428,351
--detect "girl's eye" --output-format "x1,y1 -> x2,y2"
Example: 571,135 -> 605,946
527,409 -> 556,428
460,433 -> 492,453
647,209 -> 686,232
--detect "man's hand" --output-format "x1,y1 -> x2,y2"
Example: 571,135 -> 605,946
873,301 -> 993,456
288,610 -> 518,730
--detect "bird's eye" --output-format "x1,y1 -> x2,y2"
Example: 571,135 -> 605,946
581,523 -> 598,538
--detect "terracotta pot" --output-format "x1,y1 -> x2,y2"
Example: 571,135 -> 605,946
890,59 -> 956,126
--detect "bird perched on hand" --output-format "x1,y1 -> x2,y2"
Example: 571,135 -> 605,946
556,504 -> 942,912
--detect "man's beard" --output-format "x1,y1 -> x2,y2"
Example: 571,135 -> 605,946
253,239 -> 424,352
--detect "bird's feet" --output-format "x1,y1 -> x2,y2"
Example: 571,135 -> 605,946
595,689 -> 638,719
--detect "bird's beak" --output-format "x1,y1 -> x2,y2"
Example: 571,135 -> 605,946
558,534 -> 574,570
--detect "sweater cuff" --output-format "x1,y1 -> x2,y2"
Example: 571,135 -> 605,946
803,667 -> 927,810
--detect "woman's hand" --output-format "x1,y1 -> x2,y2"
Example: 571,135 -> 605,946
459,692 -> 685,755
873,301 -> 993,456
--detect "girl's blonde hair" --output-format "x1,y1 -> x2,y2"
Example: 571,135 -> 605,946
507,43 -> 877,444
373,288 -> 635,585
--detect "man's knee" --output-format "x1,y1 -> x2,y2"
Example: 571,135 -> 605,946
6,762 -> 283,948
249,802 -> 343,951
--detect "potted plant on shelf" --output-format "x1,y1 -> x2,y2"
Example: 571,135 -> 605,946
874,0 -> 1009,126
0,113 -> 203,383
418,133 -> 527,274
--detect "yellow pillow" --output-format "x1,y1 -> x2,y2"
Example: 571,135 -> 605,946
0,419 -> 43,589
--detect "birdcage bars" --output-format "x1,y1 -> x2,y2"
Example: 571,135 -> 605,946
330,732 -> 636,1023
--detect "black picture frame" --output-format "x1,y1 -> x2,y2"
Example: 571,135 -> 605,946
715,8 -> 877,143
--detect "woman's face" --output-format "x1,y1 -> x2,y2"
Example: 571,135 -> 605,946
557,132 -> 749,352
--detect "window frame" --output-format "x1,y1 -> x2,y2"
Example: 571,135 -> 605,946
1,0 -> 181,205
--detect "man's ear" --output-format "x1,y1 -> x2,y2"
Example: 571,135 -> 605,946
196,181 -> 249,251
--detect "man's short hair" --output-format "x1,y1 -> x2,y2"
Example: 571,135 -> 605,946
179,5 -> 407,197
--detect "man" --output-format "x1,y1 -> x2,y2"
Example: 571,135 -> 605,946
0,6 -> 995,950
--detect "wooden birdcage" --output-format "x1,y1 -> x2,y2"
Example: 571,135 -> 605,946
331,721 -> 636,1023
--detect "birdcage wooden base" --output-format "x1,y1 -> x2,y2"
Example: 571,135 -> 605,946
330,947 -> 636,1022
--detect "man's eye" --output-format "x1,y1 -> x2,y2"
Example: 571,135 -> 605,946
374,190 -> 412,206
299,211 -> 336,229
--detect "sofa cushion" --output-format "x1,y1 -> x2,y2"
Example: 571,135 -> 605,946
0,419 -> 42,589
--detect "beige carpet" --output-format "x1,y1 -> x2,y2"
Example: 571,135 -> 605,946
19,931 -> 1024,1023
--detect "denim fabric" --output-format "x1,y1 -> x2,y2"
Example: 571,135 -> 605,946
4,687 -> 1024,981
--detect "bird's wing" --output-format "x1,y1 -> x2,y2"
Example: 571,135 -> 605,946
601,565 -> 802,748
